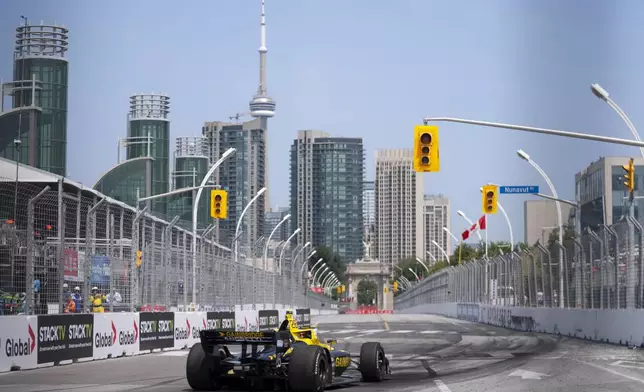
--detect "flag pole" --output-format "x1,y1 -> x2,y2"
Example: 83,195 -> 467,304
458,241 -> 462,265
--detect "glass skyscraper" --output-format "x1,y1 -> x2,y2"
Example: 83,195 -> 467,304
290,131 -> 364,263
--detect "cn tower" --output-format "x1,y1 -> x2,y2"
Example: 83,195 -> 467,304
249,0 -> 275,209
249,0 -> 276,119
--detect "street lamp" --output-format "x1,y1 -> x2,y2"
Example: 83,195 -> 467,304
517,148 -> 564,308
192,147 -> 236,307
431,239 -> 450,261
408,268 -> 420,281
426,251 -> 437,263
414,257 -> 430,273
264,214 -> 290,269
443,226 -> 459,244
234,187 -> 267,263
315,266 -> 330,287
479,186 -> 514,248
591,83 -> 644,158
277,228 -> 301,307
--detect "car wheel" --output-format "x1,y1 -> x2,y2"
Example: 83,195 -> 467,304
186,343 -> 219,390
359,342 -> 386,382
288,345 -> 329,392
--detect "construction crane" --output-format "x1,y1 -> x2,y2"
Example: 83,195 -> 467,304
228,111 -> 250,123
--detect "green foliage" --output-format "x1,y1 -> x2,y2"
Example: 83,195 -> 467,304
357,280 -> 378,305
546,225 -> 576,248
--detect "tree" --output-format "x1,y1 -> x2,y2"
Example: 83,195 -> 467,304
547,225 -> 576,249
357,280 -> 378,305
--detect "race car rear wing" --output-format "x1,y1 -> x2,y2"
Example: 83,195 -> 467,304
200,330 -> 289,345
199,330 -> 292,358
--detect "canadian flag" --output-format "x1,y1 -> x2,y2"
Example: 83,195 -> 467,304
461,215 -> 487,241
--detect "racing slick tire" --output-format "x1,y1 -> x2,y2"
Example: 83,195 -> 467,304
288,345 -> 330,392
359,342 -> 387,382
186,343 -> 221,391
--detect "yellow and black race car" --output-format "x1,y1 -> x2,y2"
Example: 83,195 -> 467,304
186,310 -> 390,391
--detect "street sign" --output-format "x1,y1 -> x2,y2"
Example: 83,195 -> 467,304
499,185 -> 540,194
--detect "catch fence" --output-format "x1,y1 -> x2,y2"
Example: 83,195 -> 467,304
395,218 -> 644,310
0,178 -> 333,315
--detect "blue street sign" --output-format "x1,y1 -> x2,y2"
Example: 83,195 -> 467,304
500,185 -> 540,194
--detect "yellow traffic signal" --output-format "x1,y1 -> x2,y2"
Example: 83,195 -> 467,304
622,158 -> 635,194
341,285 -> 345,293
384,287 -> 389,293
135,249 -> 142,268
210,189 -> 228,219
393,281 -> 399,292
413,125 -> 440,172
336,286 -> 341,294
481,184 -> 499,215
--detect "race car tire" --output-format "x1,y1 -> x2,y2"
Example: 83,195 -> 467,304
359,342 -> 386,382
186,343 -> 219,390
288,345 -> 330,392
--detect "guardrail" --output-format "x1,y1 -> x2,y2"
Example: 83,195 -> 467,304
0,306 -> 338,373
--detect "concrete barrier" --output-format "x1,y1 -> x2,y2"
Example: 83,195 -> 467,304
0,306 -> 337,373
396,302 -> 644,348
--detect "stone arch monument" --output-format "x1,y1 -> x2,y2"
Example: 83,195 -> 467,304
345,241 -> 391,310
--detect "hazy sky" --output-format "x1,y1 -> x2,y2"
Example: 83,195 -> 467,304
2,0 -> 644,251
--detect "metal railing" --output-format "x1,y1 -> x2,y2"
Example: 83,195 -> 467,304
0,178 -> 337,315
395,218 -> 644,310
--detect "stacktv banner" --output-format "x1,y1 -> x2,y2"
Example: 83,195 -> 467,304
205,311 -> 235,331
37,314 -> 94,364
139,312 -> 175,351
258,310 -> 279,331
295,309 -> 311,328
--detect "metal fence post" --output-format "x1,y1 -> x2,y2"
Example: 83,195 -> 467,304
183,230 -> 188,310
85,198 -> 105,313
587,228 -> 604,309
57,179 -> 65,314
535,242 -> 551,307
604,224 -> 619,309
164,216 -> 179,309
131,206 -> 147,312
26,186 -> 50,315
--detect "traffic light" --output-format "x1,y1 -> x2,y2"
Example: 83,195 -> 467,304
481,184 -> 499,215
393,281 -> 399,292
210,189 -> 228,219
623,158 -> 635,194
135,249 -> 142,268
336,286 -> 341,294
413,125 -> 440,172
341,285 -> 345,293
384,287 -> 389,293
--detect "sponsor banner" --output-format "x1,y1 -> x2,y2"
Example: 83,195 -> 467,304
235,310 -> 259,332
37,314 -> 94,365
173,312 -> 207,349
91,256 -> 111,286
139,312 -> 175,351
93,313 -> 140,359
295,308 -> 311,328
258,310 -> 279,331
205,311 -> 236,332
0,316 -> 38,372
63,249 -> 78,278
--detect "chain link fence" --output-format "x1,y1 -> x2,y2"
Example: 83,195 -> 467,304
0,177 -> 334,315
395,218 -> 644,311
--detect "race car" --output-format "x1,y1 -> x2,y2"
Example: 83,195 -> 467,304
186,310 -> 390,391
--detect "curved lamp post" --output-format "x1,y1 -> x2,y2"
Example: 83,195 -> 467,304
192,147 -> 235,308
517,149 -> 564,308
274,227 -> 301,307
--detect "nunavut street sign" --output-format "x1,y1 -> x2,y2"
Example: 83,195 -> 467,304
500,185 -> 540,194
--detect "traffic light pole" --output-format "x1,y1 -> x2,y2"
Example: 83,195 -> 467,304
422,117 -> 644,148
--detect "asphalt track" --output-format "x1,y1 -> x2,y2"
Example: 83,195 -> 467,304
2,313 -> 644,391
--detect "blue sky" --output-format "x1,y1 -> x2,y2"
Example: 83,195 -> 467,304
2,0 -> 644,251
